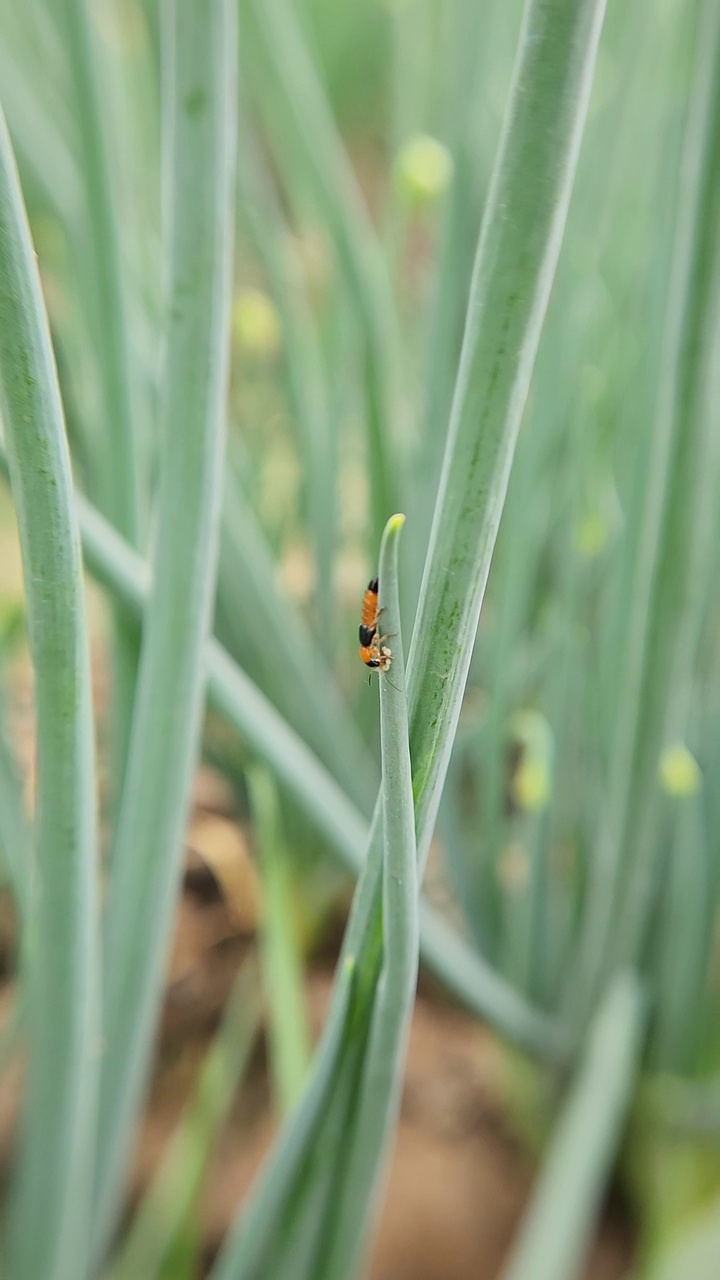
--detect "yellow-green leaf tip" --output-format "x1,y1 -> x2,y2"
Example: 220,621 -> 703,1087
659,744 -> 702,797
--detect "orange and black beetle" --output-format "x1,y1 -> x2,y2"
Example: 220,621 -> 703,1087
359,577 -> 392,673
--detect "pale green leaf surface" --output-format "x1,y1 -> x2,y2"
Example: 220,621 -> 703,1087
107,959 -> 262,1280
217,469 -> 378,816
0,102 -> 100,1280
209,517 -> 414,1280
239,0 -> 400,543
236,148 -> 337,632
318,515 -> 419,1280
248,767 -> 312,1115
406,0 -> 608,872
0,707 -> 30,919
575,0 -> 720,1012
93,1 -> 237,1253
208,956 -> 358,1280
59,0 -> 142,800
500,973 -> 645,1280
60,0 -> 138,539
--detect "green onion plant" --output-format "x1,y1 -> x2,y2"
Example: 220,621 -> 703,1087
0,0 -> 718,1277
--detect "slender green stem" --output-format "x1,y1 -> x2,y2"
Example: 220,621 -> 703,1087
208,957 -> 359,1280
240,0 -> 401,543
236,148 -> 337,636
407,0 -> 608,870
320,515 -> 419,1280
248,767 -> 311,1115
574,0 -> 720,1012
107,959 -> 262,1280
0,102 -> 100,1280
0,700 -> 31,921
92,0 -> 237,1253
60,0 -> 139,539
60,0 -> 142,802
217,467 -> 378,816
500,973 -> 645,1280
207,521 -> 414,1280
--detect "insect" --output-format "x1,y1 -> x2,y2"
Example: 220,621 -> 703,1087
358,576 -> 393,674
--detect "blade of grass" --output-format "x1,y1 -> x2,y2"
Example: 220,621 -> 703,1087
575,0 -> 720,1013
387,0 -> 435,163
247,766 -> 312,1115
618,0 -> 720,969
649,161 -> 720,1071
59,0 -> 139,540
59,0 -> 142,800
92,0 -> 237,1254
415,897 -> 559,1044
0,697 -> 30,922
0,2 -> 79,222
499,971 -> 645,1280
217,466 -> 378,816
0,102 -> 100,1280
653,792 -> 711,1073
207,952 -> 359,1279
236,143 -> 337,637
406,0 -> 608,873
209,515 -> 415,1280
261,1034 -> 369,1279
318,514 -> 419,1280
408,0 -> 488,587
107,958 -> 262,1280
239,0 -> 400,545
467,402 -> 561,968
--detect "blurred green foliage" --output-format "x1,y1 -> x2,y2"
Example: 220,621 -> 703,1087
0,0 -> 719,1277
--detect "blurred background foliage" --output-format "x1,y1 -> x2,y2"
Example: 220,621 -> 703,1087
0,0 -> 719,1277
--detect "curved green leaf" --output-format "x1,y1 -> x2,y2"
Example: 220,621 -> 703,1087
239,0 -> 400,542
92,0 -> 237,1253
500,973 -> 644,1280
209,516 -> 413,1280
107,959 -> 262,1280
0,698 -> 30,920
248,766 -> 312,1115
59,0 -> 142,798
59,0 -> 138,539
0,102 -> 99,1280
575,0 -> 720,1014
407,0 -> 608,869
318,514 -> 418,1280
